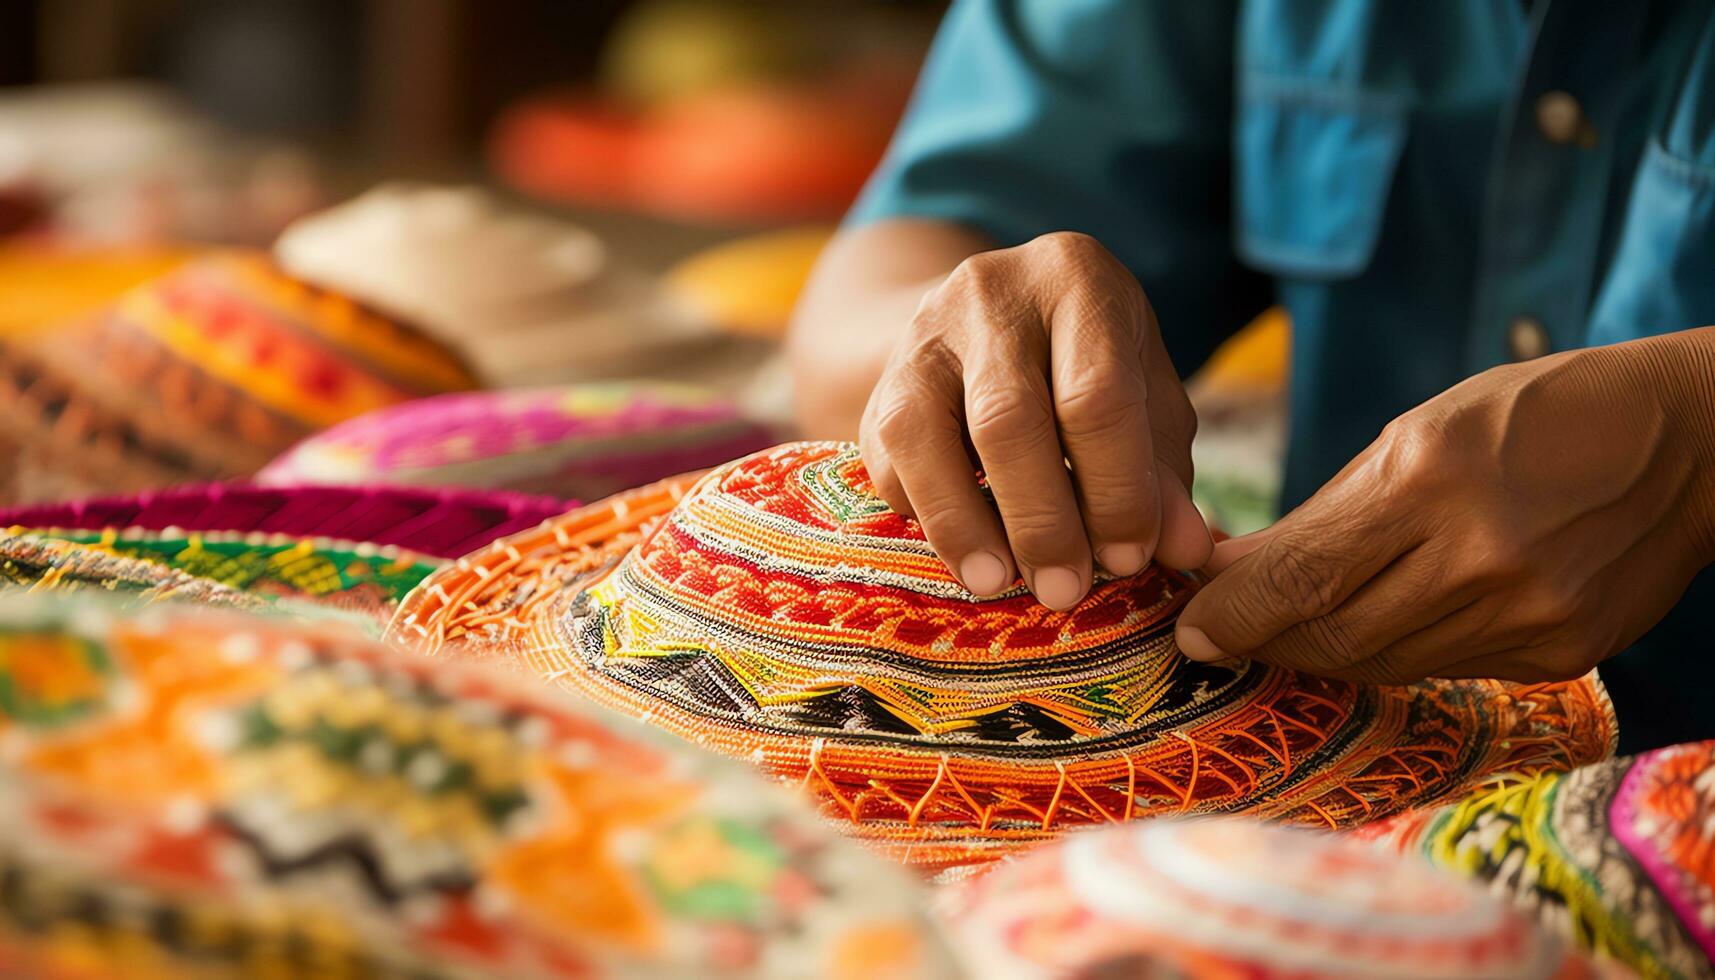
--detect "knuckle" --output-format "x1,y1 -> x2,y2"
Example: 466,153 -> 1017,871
911,496 -> 978,543
1056,372 -> 1145,439
1034,230 -> 1102,265
998,509 -> 1083,566
967,386 -> 1056,455
869,393 -> 925,449
1261,544 -> 1344,615
1000,505 -> 1077,544
1375,414 -> 1446,489
950,252 -> 1010,299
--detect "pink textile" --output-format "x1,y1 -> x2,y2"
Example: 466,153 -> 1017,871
258,384 -> 781,500
0,483 -> 573,559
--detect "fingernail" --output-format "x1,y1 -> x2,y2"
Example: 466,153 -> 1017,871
958,551 -> 1010,597
1097,543 -> 1146,577
1032,566 -> 1084,610
1176,625 -> 1226,662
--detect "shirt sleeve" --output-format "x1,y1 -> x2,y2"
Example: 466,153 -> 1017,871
849,0 -> 1268,373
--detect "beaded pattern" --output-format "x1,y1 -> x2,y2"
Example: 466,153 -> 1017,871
941,817 -> 1601,978
0,253 -> 477,501
260,383 -> 779,501
0,600 -> 952,979
1366,740 -> 1715,978
392,442 -> 1617,875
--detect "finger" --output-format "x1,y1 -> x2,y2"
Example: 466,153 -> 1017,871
965,351 -> 1091,610
1136,319 -> 1212,570
1045,290 -> 1157,576
1236,545 -> 1467,681
1429,620 -> 1600,683
860,369 -> 1017,597
1155,465 -> 1214,570
1330,596 -> 1498,683
1175,486 -> 1420,664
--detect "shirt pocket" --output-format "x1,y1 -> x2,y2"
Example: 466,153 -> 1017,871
1586,144 -> 1715,344
1234,81 -> 1409,281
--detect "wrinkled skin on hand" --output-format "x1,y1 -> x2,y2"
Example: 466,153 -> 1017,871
858,231 -> 1214,610
1177,329 -> 1715,684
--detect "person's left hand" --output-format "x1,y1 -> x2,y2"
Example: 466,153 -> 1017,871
1175,328 -> 1715,685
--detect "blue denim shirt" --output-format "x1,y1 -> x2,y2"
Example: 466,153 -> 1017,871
850,0 -> 1715,752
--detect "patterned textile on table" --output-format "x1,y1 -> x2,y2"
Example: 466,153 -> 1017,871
0,530 -> 439,628
0,484 -> 572,629
0,251 -> 477,503
940,817 -> 1607,979
259,383 -> 778,501
390,442 -> 1618,877
0,482 -> 571,560
0,598 -> 953,979
1364,740 -> 1715,979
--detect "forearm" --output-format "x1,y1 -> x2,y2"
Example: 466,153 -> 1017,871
1640,325 -> 1715,561
786,219 -> 993,438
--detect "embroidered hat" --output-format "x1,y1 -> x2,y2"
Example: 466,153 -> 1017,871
942,817 -> 1602,978
260,383 -> 778,501
0,252 -> 478,503
0,598 -> 953,978
1366,740 -> 1715,977
391,442 -> 1617,876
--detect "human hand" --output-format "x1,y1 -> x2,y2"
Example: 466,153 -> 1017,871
1176,329 -> 1715,684
859,231 -> 1213,610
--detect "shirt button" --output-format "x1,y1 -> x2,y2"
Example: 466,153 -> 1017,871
1507,316 -> 1551,361
1535,90 -> 1591,146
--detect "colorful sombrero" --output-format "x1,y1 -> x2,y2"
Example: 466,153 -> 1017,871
0,251 -> 478,503
272,184 -> 707,387
259,384 -> 779,501
941,817 -> 1603,978
1366,740 -> 1715,977
0,598 -> 953,979
391,442 -> 1617,875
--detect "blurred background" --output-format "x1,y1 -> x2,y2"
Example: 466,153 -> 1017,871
0,0 -> 1285,531
0,0 -> 937,247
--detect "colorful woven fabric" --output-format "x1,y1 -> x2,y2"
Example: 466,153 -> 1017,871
0,251 -> 477,503
391,442 -> 1618,875
942,817 -> 1606,978
0,598 -> 953,979
0,482 -> 569,560
1365,740 -> 1715,978
259,383 -> 778,500
0,528 -> 440,627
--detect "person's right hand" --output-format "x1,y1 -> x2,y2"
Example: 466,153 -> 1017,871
859,231 -> 1213,610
